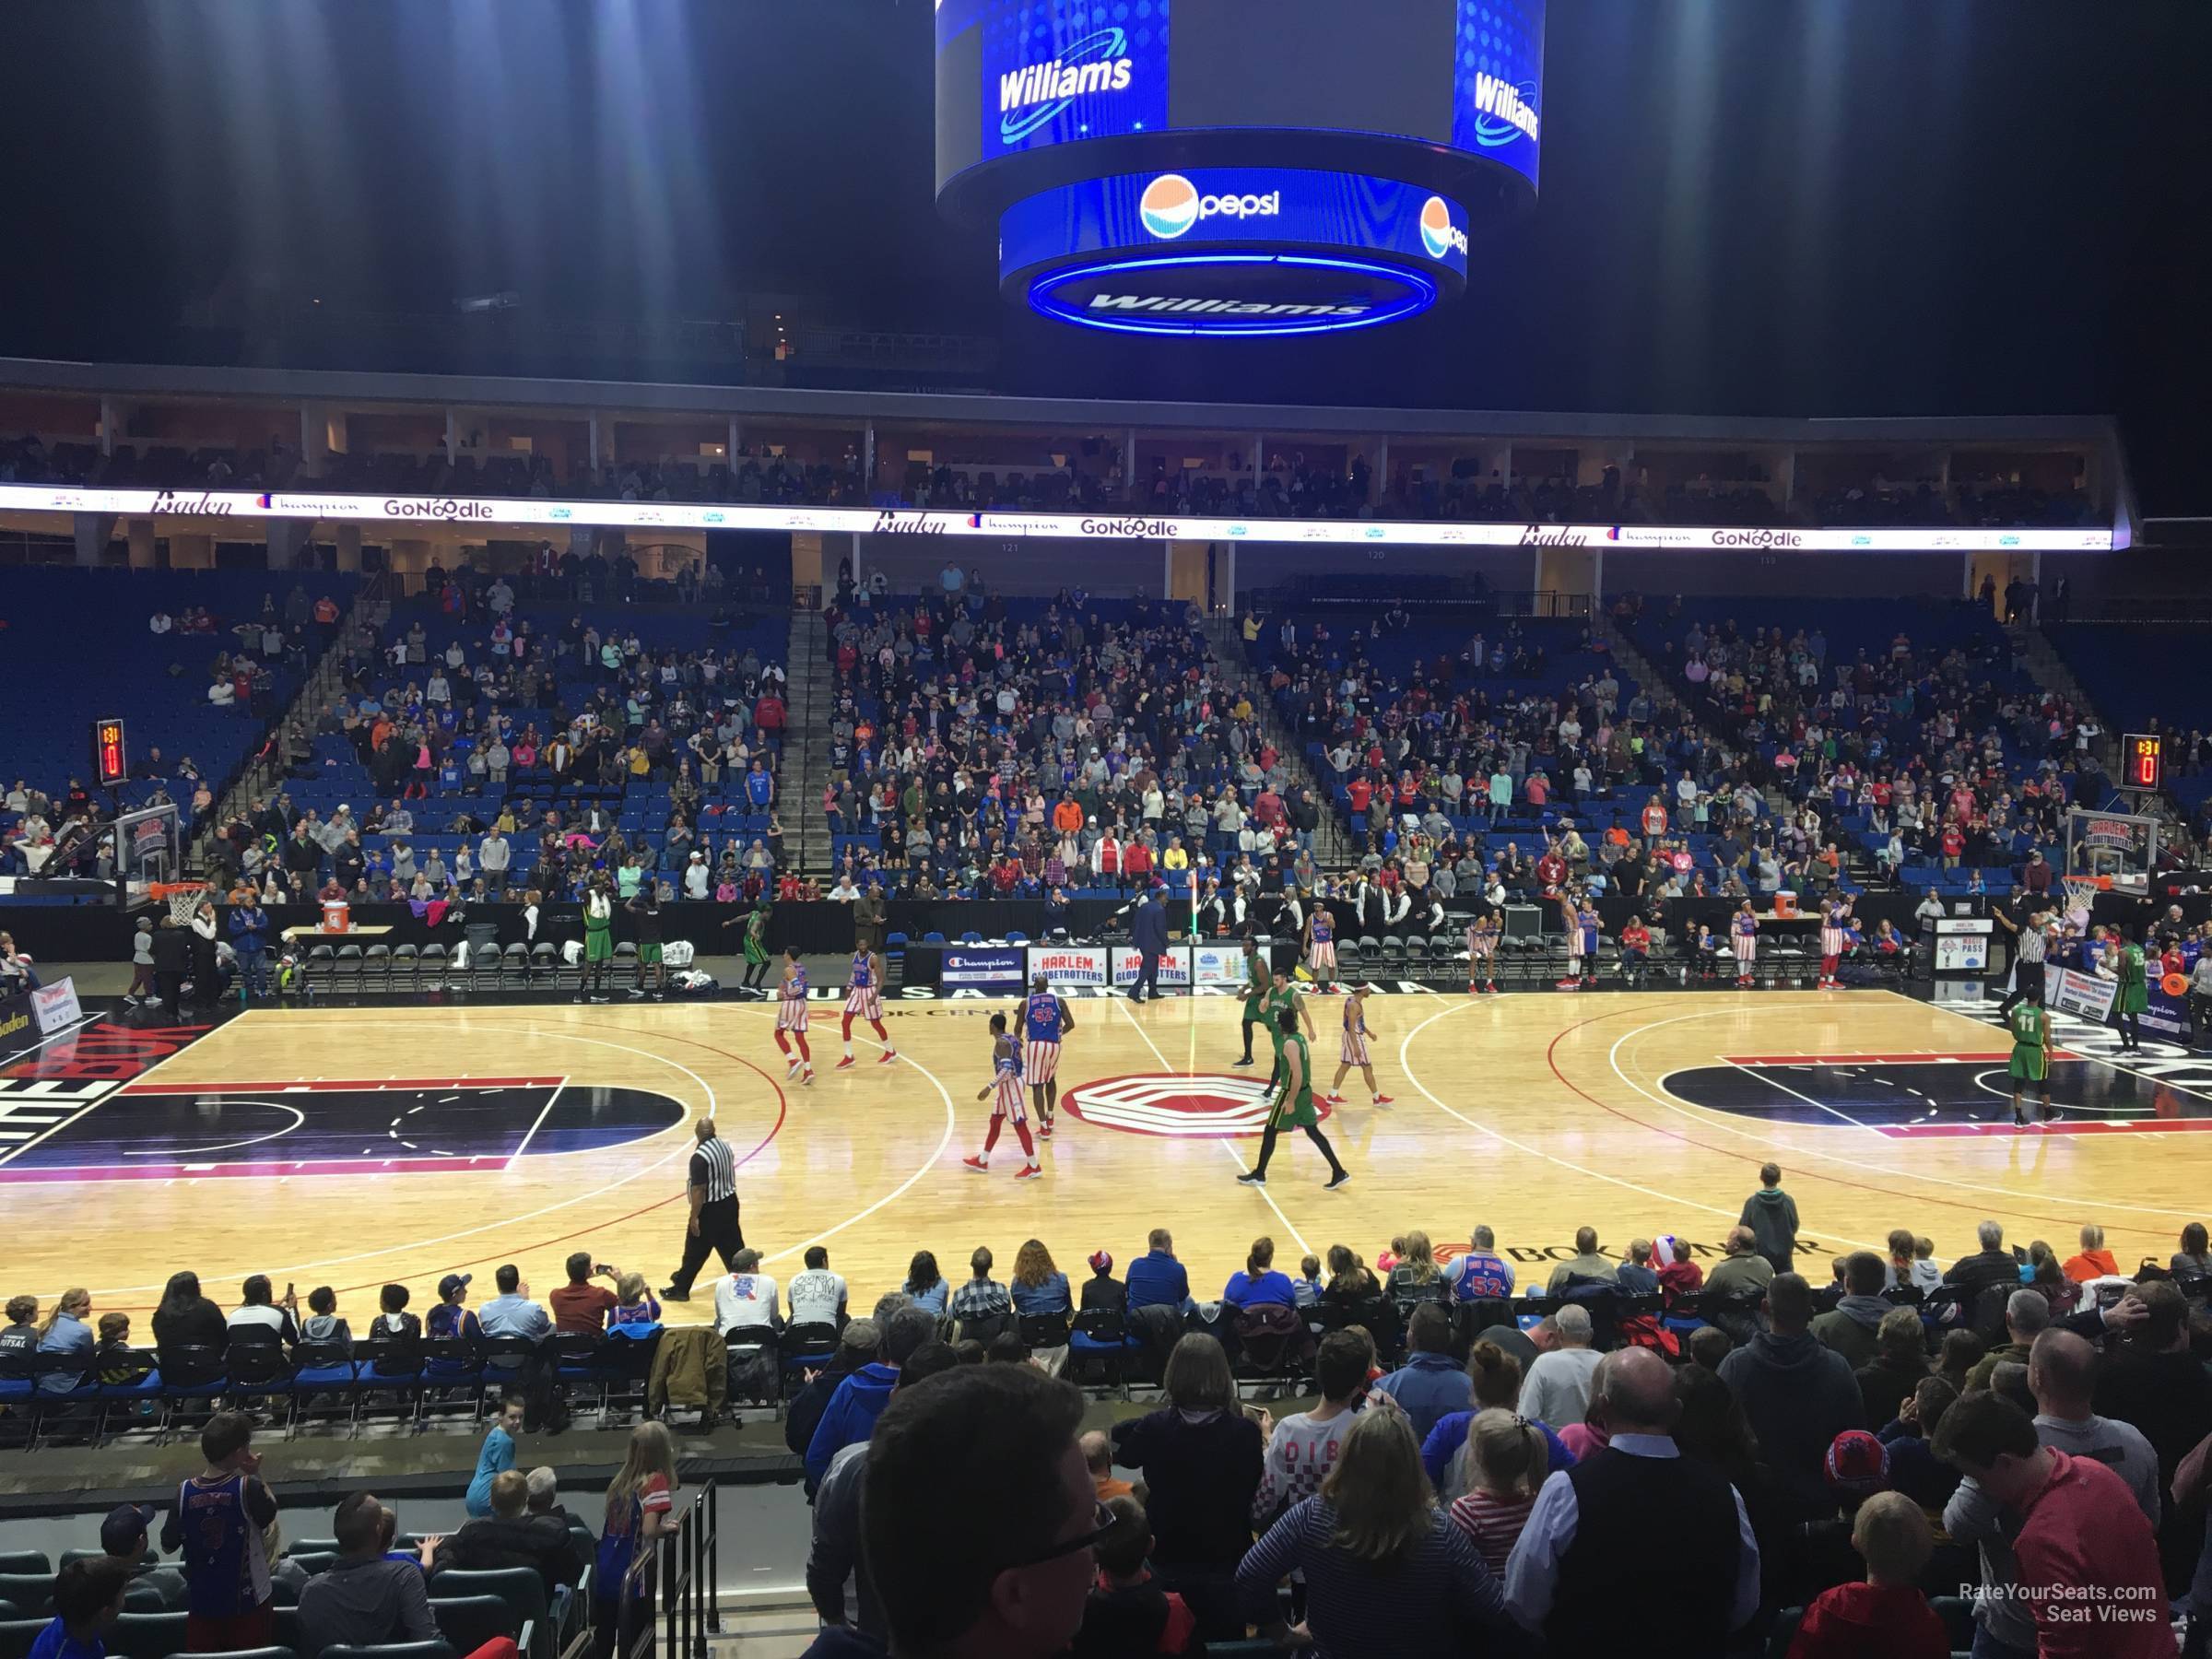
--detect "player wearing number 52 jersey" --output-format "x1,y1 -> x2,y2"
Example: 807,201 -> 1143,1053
836,947 -> 896,1070
773,949 -> 814,1085
1022,972 -> 1077,1137
2008,994 -> 2058,1127
962,1013 -> 1041,1180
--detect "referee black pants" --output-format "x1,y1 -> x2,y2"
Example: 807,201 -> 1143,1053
669,1195 -> 744,1295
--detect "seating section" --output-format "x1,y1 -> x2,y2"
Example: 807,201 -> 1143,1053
821,592 -> 1307,899
0,569 -> 354,863
2046,622 -> 2212,812
253,599 -> 787,904
1618,597 -> 2081,897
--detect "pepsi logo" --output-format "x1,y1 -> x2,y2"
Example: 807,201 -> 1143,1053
1139,174 -> 1201,240
1060,1072 -> 1333,1138
1419,196 -> 1469,259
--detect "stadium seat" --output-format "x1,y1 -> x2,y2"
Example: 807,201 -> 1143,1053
0,1580 -> 49,1621
111,1610 -> 189,1659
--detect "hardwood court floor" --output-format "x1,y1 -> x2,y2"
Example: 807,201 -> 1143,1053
10,989 -> 2208,1313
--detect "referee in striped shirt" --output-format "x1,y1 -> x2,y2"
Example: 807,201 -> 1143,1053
663,1117 -> 743,1301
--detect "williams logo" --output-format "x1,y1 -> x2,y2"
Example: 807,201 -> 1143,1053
148,490 -> 235,516
1140,174 -> 1280,240
870,511 -> 948,535
1418,196 -> 1469,259
1517,524 -> 1589,547
998,28 -> 1133,143
1087,294 -> 1369,318
1472,74 -> 1541,145
383,498 -> 492,521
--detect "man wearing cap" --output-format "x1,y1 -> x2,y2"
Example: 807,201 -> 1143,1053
99,1505 -> 187,1610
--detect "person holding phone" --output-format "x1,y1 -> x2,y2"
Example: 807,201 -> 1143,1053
226,1276 -> 300,1347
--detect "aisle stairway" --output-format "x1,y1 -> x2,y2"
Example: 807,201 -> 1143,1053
1205,618 -> 1353,866
783,609 -> 832,874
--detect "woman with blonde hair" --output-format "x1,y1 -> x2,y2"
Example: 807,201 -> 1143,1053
608,1273 -> 663,1335
593,1420 -> 680,1659
1447,1409 -> 1549,1574
34,1288 -> 93,1394
1237,1406 -> 1510,1654
1386,1230 -> 1450,1317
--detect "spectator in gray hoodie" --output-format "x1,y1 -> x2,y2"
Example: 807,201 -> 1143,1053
1739,1162 -> 1800,1276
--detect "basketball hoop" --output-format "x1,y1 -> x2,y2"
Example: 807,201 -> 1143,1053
149,881 -> 208,925
2059,873 -> 2109,925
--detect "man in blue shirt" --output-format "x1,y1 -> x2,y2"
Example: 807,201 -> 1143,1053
1124,1229 -> 1194,1315
30,1558 -> 127,1659
477,1264 -> 551,1344
1368,1306 -> 1474,1440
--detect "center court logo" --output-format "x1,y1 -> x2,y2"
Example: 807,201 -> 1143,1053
1060,1071 -> 1332,1138
1418,195 -> 1469,259
1139,174 -> 1281,240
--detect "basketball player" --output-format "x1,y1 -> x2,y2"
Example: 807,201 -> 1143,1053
1324,982 -> 1394,1107
1574,894 -> 1602,990
1022,971 -> 1076,1136
1262,966 -> 1315,1090
626,885 -> 666,1001
835,942 -> 895,1069
1304,904 -> 1337,991
1237,1005 -> 1349,1190
1234,937 -> 1269,1066
577,877 -> 615,1004
773,947 -> 814,1084
1818,894 -> 1852,990
2112,926 -> 2148,1051
1618,912 -> 1651,989
961,1012 -> 1041,1180
718,899 -> 772,992
1467,912 -> 1500,995
2008,983 -> 2058,1127
1731,901 -> 1759,989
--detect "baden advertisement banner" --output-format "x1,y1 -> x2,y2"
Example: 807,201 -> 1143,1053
942,947 -> 1028,994
1026,945 -> 1109,988
2044,964 -> 2118,1023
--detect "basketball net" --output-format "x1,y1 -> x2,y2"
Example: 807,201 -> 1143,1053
2059,873 -> 2108,931
150,881 -> 208,926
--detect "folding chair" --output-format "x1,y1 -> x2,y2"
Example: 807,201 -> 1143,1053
418,942 -> 448,989
335,942 -> 365,992
780,1321 -> 840,1396
390,943 -> 420,991
289,1340 -> 359,1435
1066,1307 -> 1132,1394
362,943 -> 394,993
92,1348 -> 165,1444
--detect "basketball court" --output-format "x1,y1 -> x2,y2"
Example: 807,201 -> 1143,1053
6,986 -> 2206,1315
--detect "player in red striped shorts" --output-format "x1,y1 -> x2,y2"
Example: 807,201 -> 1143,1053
1818,896 -> 1853,990
1020,972 -> 1077,1138
1732,902 -> 1759,989
961,1012 -> 1041,1180
773,948 -> 814,1084
835,946 -> 896,1068
1324,982 -> 1393,1107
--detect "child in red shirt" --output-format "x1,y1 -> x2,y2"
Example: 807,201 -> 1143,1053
1786,1490 -> 1947,1659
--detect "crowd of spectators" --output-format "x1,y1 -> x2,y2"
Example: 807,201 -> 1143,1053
197,568 -> 791,909
8,1193 -> 2212,1656
811,574 -> 1324,909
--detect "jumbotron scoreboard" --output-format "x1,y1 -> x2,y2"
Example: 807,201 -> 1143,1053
935,0 -> 1544,335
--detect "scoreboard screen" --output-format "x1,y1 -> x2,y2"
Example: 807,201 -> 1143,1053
2124,733 -> 2162,791
92,717 -> 128,787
